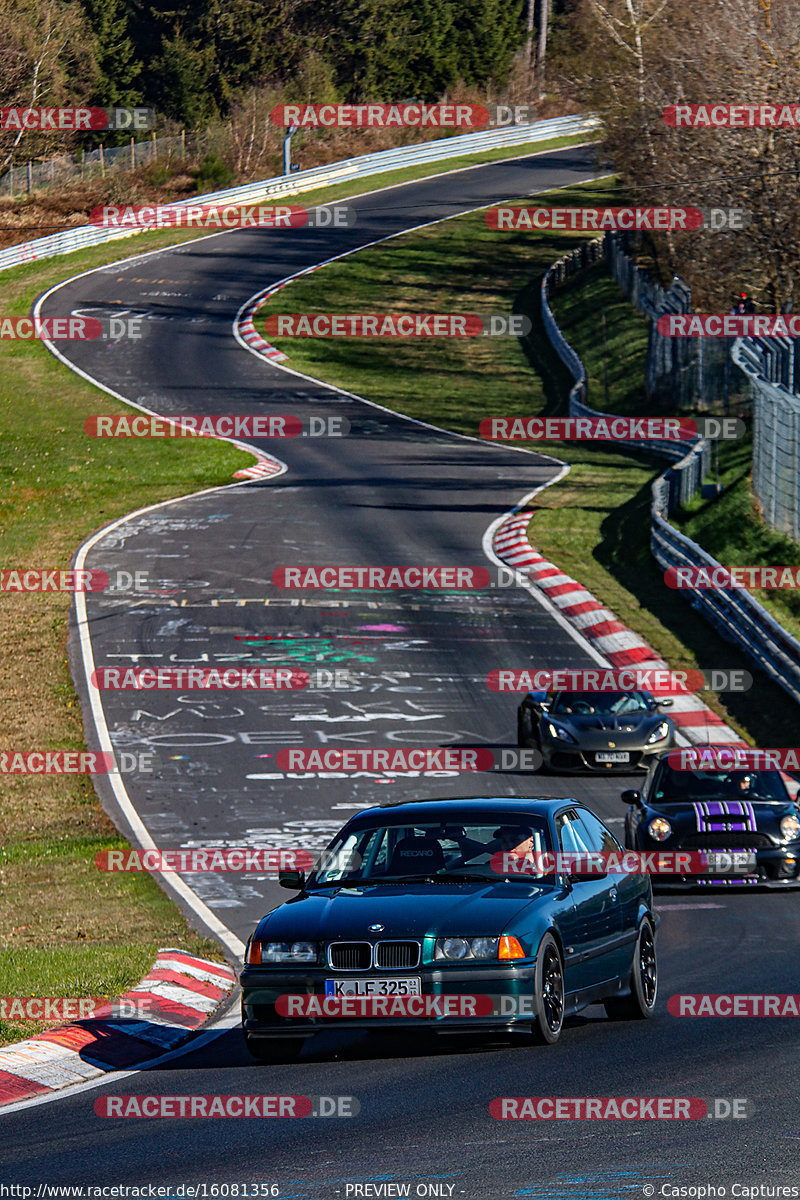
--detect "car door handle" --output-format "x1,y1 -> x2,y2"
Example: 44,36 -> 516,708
610,887 -> 618,902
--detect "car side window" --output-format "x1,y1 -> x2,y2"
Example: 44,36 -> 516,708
555,810 -> 591,854
575,809 -> 621,853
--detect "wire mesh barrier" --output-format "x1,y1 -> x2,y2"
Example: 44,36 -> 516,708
0,131 -> 200,198
0,113 -> 600,271
541,234 -> 800,708
541,237 -> 711,482
650,506 -> 800,706
604,231 -> 748,414
733,340 -> 800,541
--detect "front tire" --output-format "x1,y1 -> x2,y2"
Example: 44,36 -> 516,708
517,705 -> 536,748
604,917 -> 657,1020
530,933 -> 565,1044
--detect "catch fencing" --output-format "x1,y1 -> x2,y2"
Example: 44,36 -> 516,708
733,339 -> 800,541
541,235 -> 800,707
604,231 -> 748,414
541,236 -> 711,497
0,131 -> 195,198
0,113 -> 599,273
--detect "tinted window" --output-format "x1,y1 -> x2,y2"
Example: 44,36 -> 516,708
575,808 -> 621,853
311,815 -> 553,884
550,691 -> 652,715
652,763 -> 788,802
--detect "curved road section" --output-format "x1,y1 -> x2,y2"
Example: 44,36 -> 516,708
4,146 -> 799,1194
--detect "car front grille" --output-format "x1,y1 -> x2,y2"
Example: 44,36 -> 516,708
326,940 -> 422,970
328,942 -> 371,971
680,833 -> 773,850
375,941 -> 421,969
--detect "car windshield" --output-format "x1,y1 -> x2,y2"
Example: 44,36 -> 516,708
652,764 -> 788,803
550,691 -> 651,716
308,814 -> 554,886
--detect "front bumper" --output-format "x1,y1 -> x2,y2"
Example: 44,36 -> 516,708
541,742 -> 669,773
648,842 -> 800,888
241,963 -> 537,1039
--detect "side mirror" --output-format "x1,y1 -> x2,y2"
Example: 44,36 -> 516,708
657,697 -> 674,708
569,869 -> 607,882
621,789 -> 642,807
279,869 -> 306,890
525,690 -> 549,710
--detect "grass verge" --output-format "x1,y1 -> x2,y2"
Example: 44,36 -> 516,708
671,437 -> 800,645
256,177 -> 800,746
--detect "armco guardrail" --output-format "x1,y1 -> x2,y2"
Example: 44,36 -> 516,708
650,502 -> 800,706
0,113 -> 599,273
541,232 -> 800,708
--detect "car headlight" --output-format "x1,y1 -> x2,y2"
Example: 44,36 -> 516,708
648,817 -> 672,842
545,721 -> 577,744
259,941 -> 317,963
646,720 -> 671,745
434,936 -> 500,960
780,815 -> 800,841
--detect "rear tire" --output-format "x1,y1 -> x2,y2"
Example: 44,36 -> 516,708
244,1035 -> 305,1063
529,933 -> 565,1044
604,917 -> 657,1020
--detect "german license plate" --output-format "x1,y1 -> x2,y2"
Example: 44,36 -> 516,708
595,751 -> 630,763
704,851 -> 757,872
325,977 -> 421,997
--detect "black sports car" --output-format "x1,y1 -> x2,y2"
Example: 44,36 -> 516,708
517,689 -> 675,773
622,753 -> 800,886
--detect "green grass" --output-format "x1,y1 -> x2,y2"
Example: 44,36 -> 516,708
672,436 -> 800,643
256,177 -> 800,746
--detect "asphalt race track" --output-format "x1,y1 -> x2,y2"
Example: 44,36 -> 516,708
3,145 -> 800,1193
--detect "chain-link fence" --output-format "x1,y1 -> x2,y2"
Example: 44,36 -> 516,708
0,130 -> 214,197
604,231 -> 749,414
733,340 -> 800,541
